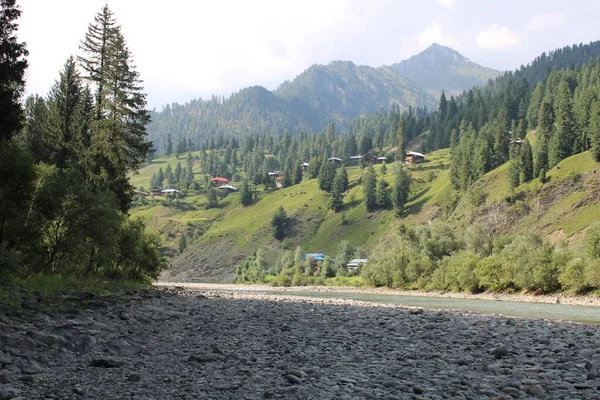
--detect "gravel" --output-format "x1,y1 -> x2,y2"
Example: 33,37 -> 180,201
0,287 -> 599,399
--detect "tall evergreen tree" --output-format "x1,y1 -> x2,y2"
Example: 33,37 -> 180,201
375,179 -> 389,209
520,139 -> 534,183
589,99 -> 600,162
363,164 -> 377,212
45,57 -> 89,169
0,0 -> 28,141
392,163 -> 411,218
549,80 -> 574,167
240,179 -> 252,206
271,206 -> 287,240
397,115 -> 406,158
329,167 -> 347,212
78,5 -> 151,212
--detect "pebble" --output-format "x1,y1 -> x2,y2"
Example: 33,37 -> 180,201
0,287 -> 599,399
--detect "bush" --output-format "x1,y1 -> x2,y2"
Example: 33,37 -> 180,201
559,257 -> 589,292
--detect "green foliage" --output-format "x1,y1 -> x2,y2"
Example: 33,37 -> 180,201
585,223 -> 600,259
205,188 -> 218,209
178,234 -> 187,254
240,179 -> 252,206
363,164 -> 377,212
375,179 -> 389,209
0,0 -> 28,141
318,160 -> 336,192
392,163 -> 411,217
234,249 -> 268,283
79,5 -> 152,212
271,206 -> 288,240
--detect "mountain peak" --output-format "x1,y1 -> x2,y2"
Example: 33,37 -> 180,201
389,44 -> 501,97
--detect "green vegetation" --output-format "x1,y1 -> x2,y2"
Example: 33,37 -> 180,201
0,3 -> 165,286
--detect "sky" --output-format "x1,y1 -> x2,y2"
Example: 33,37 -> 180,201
17,0 -> 600,109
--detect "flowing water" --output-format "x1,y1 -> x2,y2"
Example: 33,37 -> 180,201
259,290 -> 600,324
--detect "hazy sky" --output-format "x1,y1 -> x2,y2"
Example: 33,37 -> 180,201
17,0 -> 600,109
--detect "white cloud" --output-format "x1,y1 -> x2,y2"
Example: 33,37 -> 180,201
416,22 -> 459,51
527,12 -> 566,31
476,24 -> 520,50
436,0 -> 456,9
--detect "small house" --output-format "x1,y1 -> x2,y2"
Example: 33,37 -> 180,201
376,157 -> 387,164
405,151 -> 425,165
218,184 -> 238,192
300,162 -> 309,172
268,171 -> 283,177
364,153 -> 377,163
161,188 -> 181,195
347,258 -> 368,271
349,155 -> 363,165
211,177 -> 229,185
328,157 -> 342,164
150,188 -> 163,196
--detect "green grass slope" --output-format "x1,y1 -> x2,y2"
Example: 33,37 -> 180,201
133,148 -> 600,283
450,151 -> 600,248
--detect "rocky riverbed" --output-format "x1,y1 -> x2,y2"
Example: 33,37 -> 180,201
1,287 -> 599,400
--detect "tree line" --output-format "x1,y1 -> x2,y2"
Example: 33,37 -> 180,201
0,2 -> 164,281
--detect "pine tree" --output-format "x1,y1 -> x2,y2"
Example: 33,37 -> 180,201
438,91 -> 448,121
392,163 -> 411,218
0,0 -> 28,141
549,80 -> 575,167
271,206 -> 287,240
205,187 -> 218,209
507,160 -> 521,188
589,99 -> 600,161
375,179 -> 389,209
329,167 -> 346,212
293,163 -> 303,184
175,162 -> 182,183
78,5 -> 151,212
240,179 -> 252,206
397,115 -> 406,157
520,139 -> 534,183
363,164 -> 377,212
318,160 -> 335,192
156,167 -> 164,187
166,133 -> 173,155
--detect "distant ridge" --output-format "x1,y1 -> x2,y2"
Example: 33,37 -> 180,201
389,43 -> 502,98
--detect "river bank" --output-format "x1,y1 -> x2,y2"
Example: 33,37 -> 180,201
1,287 -> 599,399
156,281 -> 600,307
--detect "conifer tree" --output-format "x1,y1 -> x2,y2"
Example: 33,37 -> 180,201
375,179 -> 389,209
318,160 -> 335,192
363,164 -> 377,212
520,139 -> 534,183
589,99 -> 600,162
392,163 -> 411,218
549,80 -> 575,167
293,163 -> 303,184
397,115 -> 406,158
78,5 -> 151,212
271,206 -> 287,240
329,167 -> 346,212
240,179 -> 252,206
0,0 -> 28,141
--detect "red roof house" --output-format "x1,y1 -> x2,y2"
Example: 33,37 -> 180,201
211,177 -> 229,184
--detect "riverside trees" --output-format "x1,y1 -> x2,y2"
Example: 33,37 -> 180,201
0,2 -> 164,281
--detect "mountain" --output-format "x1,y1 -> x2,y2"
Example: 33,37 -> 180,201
389,43 -> 502,98
147,61 -> 436,155
274,61 -> 437,124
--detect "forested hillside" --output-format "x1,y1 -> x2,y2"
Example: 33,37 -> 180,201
133,40 -> 600,294
146,48 -> 503,157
